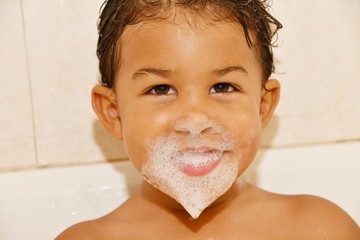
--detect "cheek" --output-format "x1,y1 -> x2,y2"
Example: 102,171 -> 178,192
228,116 -> 262,176
121,109 -> 174,171
122,131 -> 146,171
120,113 -> 148,171
154,111 -> 173,126
232,133 -> 261,178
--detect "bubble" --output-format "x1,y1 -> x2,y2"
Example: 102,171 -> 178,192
142,121 -> 249,219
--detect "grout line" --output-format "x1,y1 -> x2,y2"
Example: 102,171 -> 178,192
259,138 -> 360,150
19,0 -> 39,165
0,158 -> 130,173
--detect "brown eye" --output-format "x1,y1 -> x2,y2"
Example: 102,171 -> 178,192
148,85 -> 176,95
210,83 -> 235,93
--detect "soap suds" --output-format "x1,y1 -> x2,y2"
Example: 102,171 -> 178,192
142,120 -> 250,218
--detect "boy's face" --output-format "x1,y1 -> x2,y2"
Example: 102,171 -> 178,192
116,19 -> 268,171
93,17 -> 279,216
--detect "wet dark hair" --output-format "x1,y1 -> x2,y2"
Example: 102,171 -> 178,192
97,0 -> 282,88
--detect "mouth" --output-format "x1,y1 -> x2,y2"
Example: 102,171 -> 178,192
175,147 -> 223,176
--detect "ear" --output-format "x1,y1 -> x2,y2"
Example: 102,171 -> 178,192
259,79 -> 280,129
91,85 -> 123,140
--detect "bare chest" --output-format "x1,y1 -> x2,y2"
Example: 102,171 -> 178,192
103,219 -> 321,240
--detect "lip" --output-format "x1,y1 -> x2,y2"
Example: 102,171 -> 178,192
175,147 -> 223,176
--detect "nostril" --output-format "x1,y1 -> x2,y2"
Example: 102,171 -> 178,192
174,124 -> 212,135
173,114 -> 217,136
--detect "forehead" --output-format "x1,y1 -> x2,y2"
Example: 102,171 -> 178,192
117,17 -> 262,83
121,10 -> 249,44
120,9 -> 252,53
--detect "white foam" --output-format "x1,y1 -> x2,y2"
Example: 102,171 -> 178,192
175,150 -> 222,168
141,120 -> 250,219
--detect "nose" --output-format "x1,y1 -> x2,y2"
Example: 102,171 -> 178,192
172,85 -> 221,135
173,112 -> 218,136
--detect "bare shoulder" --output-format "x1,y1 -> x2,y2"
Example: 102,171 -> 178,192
55,220 -> 100,240
55,195 -> 141,240
250,186 -> 360,239
55,211 -> 133,240
289,194 -> 360,239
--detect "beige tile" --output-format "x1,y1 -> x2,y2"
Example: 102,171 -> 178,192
21,0 -> 130,165
22,0 -> 104,137
0,138 -> 37,170
261,109 -> 360,147
274,0 -> 360,114
0,0 -> 34,140
268,0 -> 360,145
37,125 -> 128,166
0,0 -> 37,169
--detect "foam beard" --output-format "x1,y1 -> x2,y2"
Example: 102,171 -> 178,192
141,128 -> 247,219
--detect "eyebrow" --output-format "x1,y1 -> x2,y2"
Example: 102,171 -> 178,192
132,65 -> 249,80
132,68 -> 172,80
212,66 -> 249,76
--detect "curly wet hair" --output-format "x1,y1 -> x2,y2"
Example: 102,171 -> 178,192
96,0 -> 282,88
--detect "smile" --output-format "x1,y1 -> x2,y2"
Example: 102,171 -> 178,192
175,147 -> 223,176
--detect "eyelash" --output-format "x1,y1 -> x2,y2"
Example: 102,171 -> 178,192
209,83 -> 239,93
145,82 -> 239,95
145,85 -> 176,95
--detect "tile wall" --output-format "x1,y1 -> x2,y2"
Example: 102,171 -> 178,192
1,0 -> 359,171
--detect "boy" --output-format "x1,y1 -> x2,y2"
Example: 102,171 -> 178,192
57,0 -> 360,239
